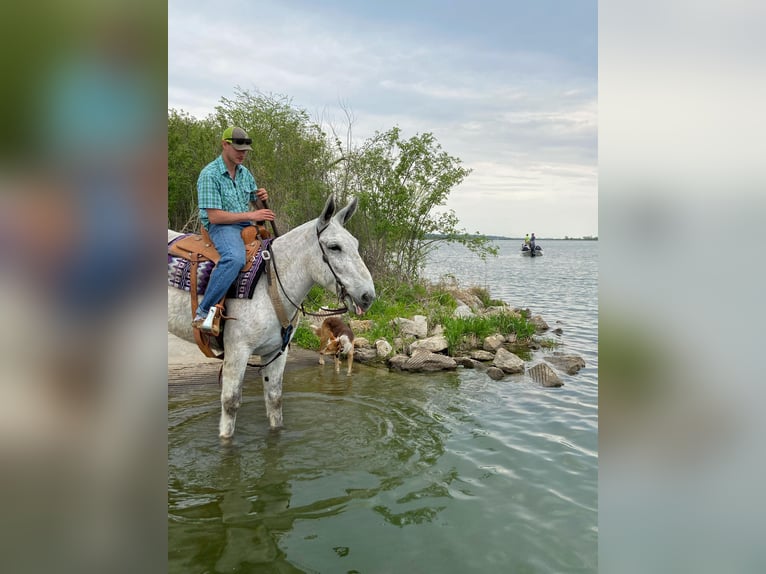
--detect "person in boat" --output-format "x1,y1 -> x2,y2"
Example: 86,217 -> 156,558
530,233 -> 536,252
192,126 -> 275,330
524,233 -> 530,246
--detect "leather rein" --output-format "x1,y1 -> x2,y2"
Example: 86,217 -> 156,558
266,224 -> 351,319
244,223 -> 350,371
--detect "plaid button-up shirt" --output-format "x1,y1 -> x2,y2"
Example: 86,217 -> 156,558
197,155 -> 257,229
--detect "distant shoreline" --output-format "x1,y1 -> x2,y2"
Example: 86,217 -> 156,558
425,235 -> 598,241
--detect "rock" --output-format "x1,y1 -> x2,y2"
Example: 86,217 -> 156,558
492,347 -> 525,374
431,324 -> 444,336
463,334 -> 480,349
528,363 -> 564,387
349,319 -> 373,332
470,350 -> 495,362
394,316 -> 428,338
375,339 -> 393,357
401,350 -> 457,372
484,305 -> 513,316
413,315 -> 428,336
552,328 -> 563,335
514,307 -> 532,318
454,292 -> 483,309
487,367 -> 505,381
410,335 -> 449,354
354,337 -> 371,349
388,354 -> 410,371
530,315 -> 549,331
354,347 -> 377,363
483,334 -> 505,352
544,353 -> 586,375
454,356 -> 477,369
453,304 -> 474,318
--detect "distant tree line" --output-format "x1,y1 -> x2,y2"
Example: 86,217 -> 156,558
169,88 -> 496,283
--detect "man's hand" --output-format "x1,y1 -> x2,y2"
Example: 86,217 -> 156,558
255,188 -> 269,202
251,209 -> 275,222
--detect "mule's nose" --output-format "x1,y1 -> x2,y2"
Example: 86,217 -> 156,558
361,290 -> 375,308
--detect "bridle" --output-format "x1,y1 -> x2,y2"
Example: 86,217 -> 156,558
243,224 -> 351,372
264,223 -> 351,319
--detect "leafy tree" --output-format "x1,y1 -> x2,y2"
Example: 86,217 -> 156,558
345,127 -> 496,281
167,109 -> 218,230
169,88 -> 336,232
168,93 -> 498,285
212,87 -> 335,230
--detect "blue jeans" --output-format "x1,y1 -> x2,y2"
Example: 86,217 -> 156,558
195,223 -> 251,318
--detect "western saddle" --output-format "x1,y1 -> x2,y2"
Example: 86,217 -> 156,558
169,224 -> 270,358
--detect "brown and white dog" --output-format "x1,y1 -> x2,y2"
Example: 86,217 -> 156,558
311,317 -> 355,375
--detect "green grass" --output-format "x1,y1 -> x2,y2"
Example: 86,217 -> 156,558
469,286 -> 506,308
537,337 -> 560,349
439,312 -> 537,355
294,278 -> 538,358
292,324 -> 320,350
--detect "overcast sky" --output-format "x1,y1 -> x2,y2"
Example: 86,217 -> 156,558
168,0 -> 597,238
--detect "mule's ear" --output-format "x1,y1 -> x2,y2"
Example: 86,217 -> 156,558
333,197 -> 358,227
317,195 -> 336,233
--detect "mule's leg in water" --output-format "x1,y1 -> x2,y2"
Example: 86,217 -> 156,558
219,348 -> 251,439
261,353 -> 288,429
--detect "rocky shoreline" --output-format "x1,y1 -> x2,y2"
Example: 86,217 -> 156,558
169,288 -> 587,388
310,288 -> 586,387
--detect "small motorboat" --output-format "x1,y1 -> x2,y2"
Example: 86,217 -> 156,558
521,243 -> 543,257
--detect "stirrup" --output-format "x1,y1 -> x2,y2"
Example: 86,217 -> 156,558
201,307 -> 217,331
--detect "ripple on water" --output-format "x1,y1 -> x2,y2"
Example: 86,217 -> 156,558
170,240 -> 598,573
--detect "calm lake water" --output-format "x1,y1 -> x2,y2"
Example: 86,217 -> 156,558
168,239 -> 598,573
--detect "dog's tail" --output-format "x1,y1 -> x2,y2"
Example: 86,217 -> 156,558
310,323 -> 321,336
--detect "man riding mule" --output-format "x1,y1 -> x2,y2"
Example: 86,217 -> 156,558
168,195 -> 375,439
192,126 -> 275,331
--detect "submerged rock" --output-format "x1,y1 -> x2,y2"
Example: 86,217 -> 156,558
544,353 -> 586,375
454,356 -> 478,369
529,315 -> 550,332
487,367 -> 505,380
528,362 -> 564,387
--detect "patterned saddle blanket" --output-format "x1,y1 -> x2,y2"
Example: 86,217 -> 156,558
167,234 -> 272,299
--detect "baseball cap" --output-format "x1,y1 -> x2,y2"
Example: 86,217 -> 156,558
222,126 -> 252,150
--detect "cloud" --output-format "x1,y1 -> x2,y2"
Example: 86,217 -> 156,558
168,0 -> 597,237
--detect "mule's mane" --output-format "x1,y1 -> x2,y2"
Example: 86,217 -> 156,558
270,213 -> 352,249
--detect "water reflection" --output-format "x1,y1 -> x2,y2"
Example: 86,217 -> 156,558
169,427 -> 300,572
214,439 -> 295,571
313,368 -> 353,396
169,369 -> 460,572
